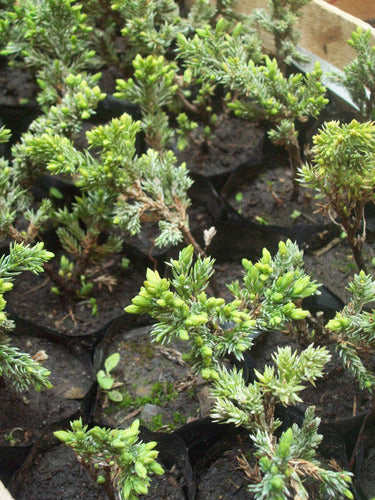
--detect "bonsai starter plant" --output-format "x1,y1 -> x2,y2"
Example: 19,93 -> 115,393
0,0 -> 374,497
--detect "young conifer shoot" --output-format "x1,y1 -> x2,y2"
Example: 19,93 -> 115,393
326,271 -> 375,392
0,242 -> 54,391
210,353 -> 353,499
298,119 -> 375,271
0,128 -> 53,391
335,27 -> 375,120
54,418 -> 164,500
177,19 -> 328,200
0,0 -> 100,109
126,240 -> 319,379
252,0 -> 311,73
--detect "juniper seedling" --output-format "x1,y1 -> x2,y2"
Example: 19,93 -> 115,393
0,0 -> 99,109
115,54 -> 182,151
0,242 -> 54,391
335,27 -> 375,120
0,75 -> 105,302
298,119 -> 375,271
126,240 -> 319,379
210,352 -> 353,499
54,418 -> 164,500
21,110 -> 218,301
32,112 -> 211,259
176,17 -> 263,152
252,0 -> 311,74
326,271 -> 375,393
177,20 -> 328,200
111,0 -> 251,64
114,7 -> 261,154
111,0 -> 182,63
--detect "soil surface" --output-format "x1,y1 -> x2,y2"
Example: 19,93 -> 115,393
7,253 -> 145,337
0,334 -> 93,447
177,116 -> 264,177
10,442 -> 187,500
11,444 -> 107,500
94,325 -> 210,432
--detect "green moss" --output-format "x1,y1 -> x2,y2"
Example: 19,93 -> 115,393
147,413 -> 164,431
173,411 -> 187,426
187,387 -> 195,398
150,381 -> 178,400
129,340 -> 155,360
106,380 -> 178,413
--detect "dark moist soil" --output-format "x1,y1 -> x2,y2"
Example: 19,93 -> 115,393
11,442 -> 186,500
177,115 -> 264,177
0,60 -> 38,107
0,60 -> 39,153
0,334 -> 93,447
11,444 -> 107,500
94,325 -> 210,432
223,159 -> 375,302
195,446 -> 252,499
6,253 -> 145,337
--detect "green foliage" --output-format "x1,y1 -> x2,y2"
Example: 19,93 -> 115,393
0,0 -> 99,108
0,126 -> 11,144
177,18 -> 263,83
0,0 -> 98,110
252,0 -> 311,69
54,418 -> 164,500
0,242 -> 54,280
112,0 -> 182,61
228,239 -> 319,331
127,245 -> 253,379
298,119 -> 375,269
178,24 -> 328,197
0,1 -> 105,265
0,242 -> 53,391
175,112 -> 198,151
336,27 -> 375,120
210,345 -> 329,431
56,195 -> 123,276
115,54 -> 179,150
29,112 -> 194,251
97,353 -> 124,402
12,72 -> 105,189
210,354 -> 353,499
126,241 -> 319,378
326,271 -> 375,392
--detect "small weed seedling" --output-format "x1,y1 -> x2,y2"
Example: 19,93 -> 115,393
235,192 -> 244,214
97,353 -> 123,403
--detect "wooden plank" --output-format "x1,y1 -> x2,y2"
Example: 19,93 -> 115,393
233,0 -> 375,69
323,0 -> 375,21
